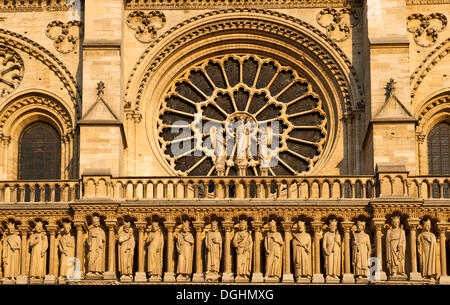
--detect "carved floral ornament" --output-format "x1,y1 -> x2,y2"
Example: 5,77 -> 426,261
46,20 -> 81,54
158,54 -> 328,177
0,46 -> 23,98
407,13 -> 448,47
317,8 -> 359,42
126,11 -> 166,43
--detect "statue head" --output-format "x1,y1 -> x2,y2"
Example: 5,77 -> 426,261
269,220 -> 277,232
391,216 -> 400,228
63,222 -> 72,233
152,221 -> 160,232
239,220 -> 247,231
211,220 -> 218,232
297,220 -> 306,232
123,221 -> 131,232
329,219 -> 338,232
7,222 -> 16,233
182,220 -> 190,232
423,219 -> 432,232
35,221 -> 43,233
357,220 -> 366,232
92,216 -> 100,227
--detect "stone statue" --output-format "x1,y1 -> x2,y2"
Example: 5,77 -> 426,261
176,221 -> 194,281
58,222 -> 75,281
258,125 -> 273,173
2,222 -> 21,281
211,126 -> 226,176
264,220 -> 284,281
205,220 -> 222,282
233,220 -> 253,281
29,221 -> 48,280
86,216 -> 106,277
352,220 -> 371,281
417,219 -> 437,280
146,221 -> 164,280
118,221 -> 135,281
323,219 -> 341,281
386,216 -> 406,279
292,220 -> 312,281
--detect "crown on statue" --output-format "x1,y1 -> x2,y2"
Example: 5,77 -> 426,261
392,216 -> 400,222
329,219 -> 338,226
357,220 -> 366,228
423,219 -> 431,226
269,219 -> 277,226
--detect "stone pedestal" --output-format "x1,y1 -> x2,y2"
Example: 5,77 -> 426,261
342,273 -> 355,283
163,272 -> 176,282
16,275 -> 28,284
222,272 -> 234,282
389,274 -> 408,281
29,278 -> 44,284
296,277 -> 311,283
176,275 -> 191,282
120,275 -> 133,283
325,276 -> 340,284
192,273 -> 204,282
439,275 -> 450,285
103,271 -> 116,280
148,275 -> 162,282
134,272 -> 147,282
312,273 -> 324,283
355,277 -> 369,284
282,273 -> 294,283
265,276 -> 281,283
250,272 -> 263,282
409,272 -> 423,281
44,274 -> 57,284
374,271 -> 387,281
85,273 -> 103,280
2,279 -> 16,284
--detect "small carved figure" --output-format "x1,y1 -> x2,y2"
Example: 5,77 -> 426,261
233,220 -> 253,281
264,220 -> 284,281
176,221 -> 194,281
146,221 -> 164,280
205,220 -> 222,282
386,216 -> 406,278
118,222 -> 135,280
323,219 -> 341,280
29,221 -> 48,280
86,216 -> 106,277
58,222 -> 75,281
417,219 -> 437,280
2,222 -> 21,281
352,220 -> 371,280
292,220 -> 312,281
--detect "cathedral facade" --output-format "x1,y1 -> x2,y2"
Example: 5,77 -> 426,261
0,0 -> 448,284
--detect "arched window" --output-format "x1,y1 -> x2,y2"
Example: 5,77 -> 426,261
428,122 -> 450,175
19,122 -> 61,180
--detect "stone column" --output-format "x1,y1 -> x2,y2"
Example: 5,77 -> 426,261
104,220 -> 117,280
282,221 -> 294,282
73,221 -> 85,280
372,218 -> 387,281
437,223 -> 450,284
222,220 -> 234,282
44,223 -> 58,284
251,220 -> 264,282
341,221 -> 355,283
16,225 -> 29,284
311,221 -> 324,283
192,221 -> 205,282
407,218 -> 422,281
163,221 -> 176,282
134,221 -> 147,282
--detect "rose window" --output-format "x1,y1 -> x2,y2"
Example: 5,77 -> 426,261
157,54 -> 327,176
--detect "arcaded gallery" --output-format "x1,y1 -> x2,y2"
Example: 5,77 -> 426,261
0,0 -> 448,285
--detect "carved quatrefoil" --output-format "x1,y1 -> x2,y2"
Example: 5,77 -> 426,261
407,13 -> 447,47
46,20 -> 81,54
0,46 -> 24,98
317,8 -> 359,42
126,10 -> 166,43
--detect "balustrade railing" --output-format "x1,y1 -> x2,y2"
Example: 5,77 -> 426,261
0,180 -> 80,203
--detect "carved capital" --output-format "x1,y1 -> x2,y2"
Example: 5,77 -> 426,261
192,221 -> 205,231
251,220 -> 264,231
407,218 -> 420,230
371,218 -> 386,231
164,221 -> 177,232
134,221 -> 147,231
281,221 -> 293,232
340,221 -> 353,233
311,221 -> 323,233
222,221 -> 234,232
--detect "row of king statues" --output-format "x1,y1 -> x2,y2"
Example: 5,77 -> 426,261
0,215 -> 442,283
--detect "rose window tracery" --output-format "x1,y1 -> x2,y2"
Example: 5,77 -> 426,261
157,54 -> 328,176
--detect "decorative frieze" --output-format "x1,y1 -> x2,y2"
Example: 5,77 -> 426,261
0,0 -> 74,12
